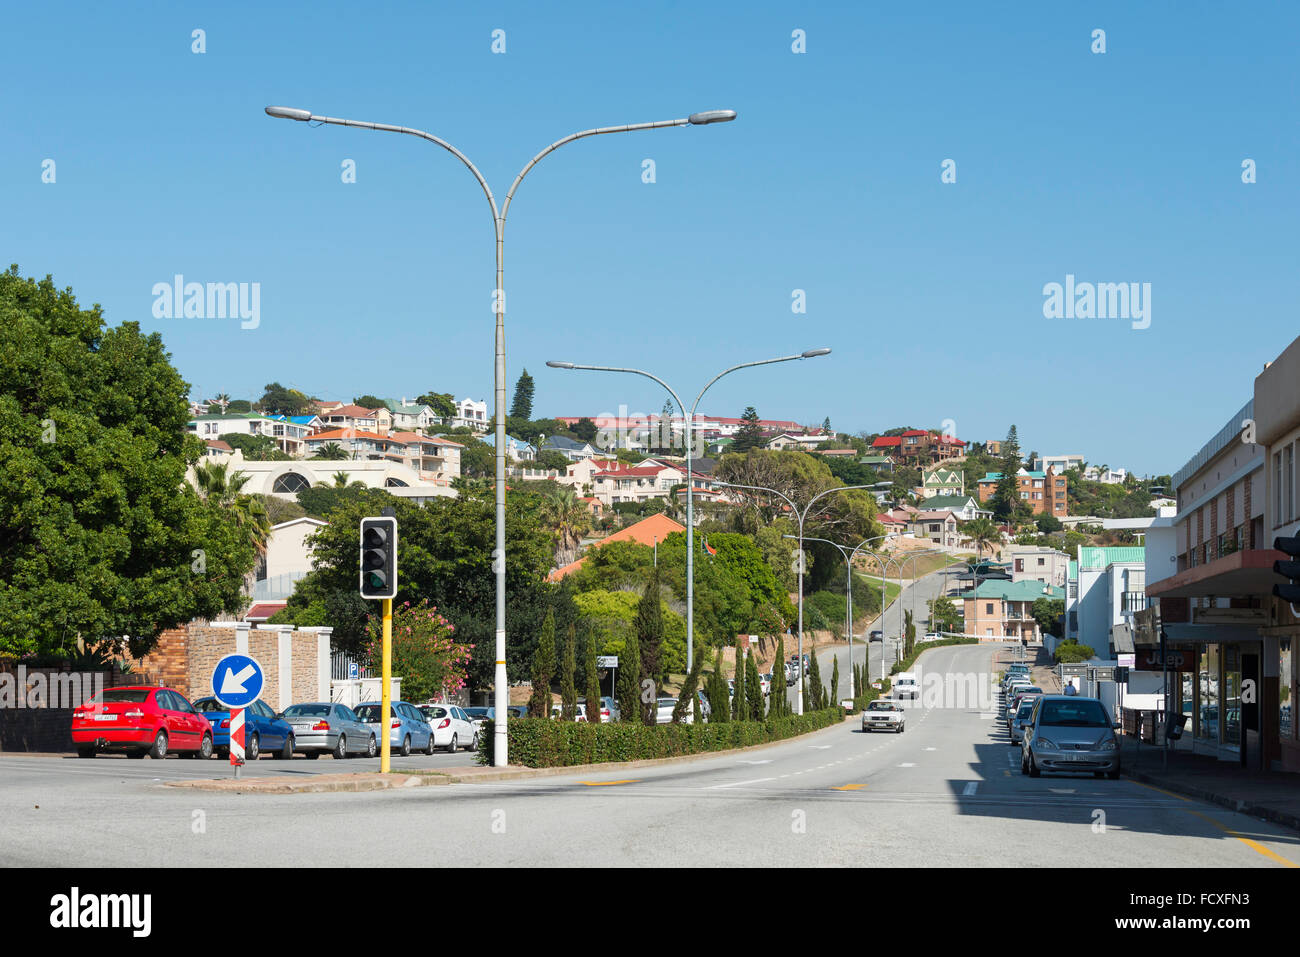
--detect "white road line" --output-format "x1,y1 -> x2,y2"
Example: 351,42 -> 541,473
963,782 -> 978,796
898,762 -> 916,767
707,777 -> 776,790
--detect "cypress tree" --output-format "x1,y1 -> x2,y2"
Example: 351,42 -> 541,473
745,648 -> 764,720
731,645 -> 746,721
617,628 -> 642,724
585,629 -> 603,723
672,642 -> 707,723
561,622 -> 577,721
771,633 -> 786,718
636,564 -> 664,724
830,656 -> 840,708
528,608 -> 556,718
807,651 -> 824,711
509,368 -> 535,420
706,658 -> 730,723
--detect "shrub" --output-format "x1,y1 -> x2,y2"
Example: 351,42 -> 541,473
476,707 -> 846,768
1053,640 -> 1095,664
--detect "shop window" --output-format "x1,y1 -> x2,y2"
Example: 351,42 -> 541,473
1281,638 -> 1294,741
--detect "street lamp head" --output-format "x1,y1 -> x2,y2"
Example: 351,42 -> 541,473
545,360 -> 575,369
688,109 -> 738,125
265,106 -> 313,122
801,348 -> 832,358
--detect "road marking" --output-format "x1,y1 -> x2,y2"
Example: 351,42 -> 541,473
830,783 -> 868,791
1048,788 -> 1076,794
578,779 -> 640,787
810,745 -> 832,750
963,782 -> 978,796
898,762 -> 916,768
739,759 -> 772,765
923,747 -> 936,751
707,777 -> 776,790
1130,781 -> 1298,868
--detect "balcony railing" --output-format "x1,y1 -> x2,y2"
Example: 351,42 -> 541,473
1122,591 -> 1148,614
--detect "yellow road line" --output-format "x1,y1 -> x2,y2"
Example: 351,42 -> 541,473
1131,781 -> 1297,867
830,783 -> 868,791
578,779 -> 639,787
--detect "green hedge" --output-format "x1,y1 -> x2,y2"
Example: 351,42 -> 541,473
476,707 -> 846,768
890,636 -> 978,676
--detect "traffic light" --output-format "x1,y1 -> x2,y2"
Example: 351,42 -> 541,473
1274,535 -> 1300,606
359,516 -> 397,599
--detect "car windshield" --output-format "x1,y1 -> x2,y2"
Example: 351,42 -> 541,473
283,704 -> 330,718
1039,700 -> 1110,727
1014,688 -> 1042,696
1016,702 -> 1035,718
423,707 -> 448,719
658,698 -> 676,707
868,701 -> 897,712
354,704 -> 384,721
192,698 -> 226,713
466,708 -> 488,718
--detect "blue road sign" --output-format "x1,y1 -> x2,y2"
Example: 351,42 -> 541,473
212,653 -> 265,709
348,660 -> 359,680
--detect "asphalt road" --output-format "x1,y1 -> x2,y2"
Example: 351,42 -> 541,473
4,642 -> 1296,868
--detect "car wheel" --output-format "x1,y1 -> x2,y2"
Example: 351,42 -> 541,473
76,746 -> 96,759
246,733 -> 259,761
275,735 -> 294,760
148,730 -> 168,760
196,733 -> 212,760
425,731 -> 436,756
1107,766 -> 1121,780
366,735 -> 377,759
471,732 -> 480,752
446,733 -> 458,754
1028,754 -> 1041,777
332,735 -> 347,760
1020,752 -> 1029,775
399,735 -> 411,758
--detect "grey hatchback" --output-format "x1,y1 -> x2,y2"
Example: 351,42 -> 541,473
1021,695 -> 1121,779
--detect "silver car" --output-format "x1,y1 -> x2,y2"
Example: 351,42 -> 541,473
354,700 -> 434,756
1008,699 -> 1036,745
282,702 -> 376,759
1021,695 -> 1121,779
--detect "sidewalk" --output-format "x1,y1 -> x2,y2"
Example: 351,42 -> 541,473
992,643 -> 1061,692
1120,737 -> 1300,835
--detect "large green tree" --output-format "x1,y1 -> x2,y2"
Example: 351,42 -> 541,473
509,369 -> 535,421
0,267 -> 254,658
730,406 -> 765,453
528,608 -> 556,717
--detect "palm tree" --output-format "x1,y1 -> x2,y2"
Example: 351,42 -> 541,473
310,442 -> 350,461
961,516 -> 1000,559
539,485 -> 591,568
331,471 -> 357,488
194,460 -> 272,567
213,392 -> 231,413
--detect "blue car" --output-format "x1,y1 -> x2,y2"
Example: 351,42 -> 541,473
354,700 -> 434,756
193,697 -> 295,760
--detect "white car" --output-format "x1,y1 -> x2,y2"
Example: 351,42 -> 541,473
894,672 -> 919,700
921,632 -> 943,642
655,697 -> 695,724
418,703 -> 478,752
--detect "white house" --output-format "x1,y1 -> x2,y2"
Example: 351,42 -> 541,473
186,413 -> 312,456
453,397 -> 489,432
383,398 -> 438,432
1006,545 -> 1071,589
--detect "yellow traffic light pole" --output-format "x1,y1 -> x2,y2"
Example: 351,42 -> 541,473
381,597 -> 392,773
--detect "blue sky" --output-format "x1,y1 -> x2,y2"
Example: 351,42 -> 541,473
3,1 -> 1296,476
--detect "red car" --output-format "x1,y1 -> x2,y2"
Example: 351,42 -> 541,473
71,686 -> 214,759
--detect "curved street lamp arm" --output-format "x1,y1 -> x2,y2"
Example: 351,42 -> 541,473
298,113 -> 500,222
502,118 -> 689,221
547,363 -> 687,421
711,481 -> 799,517
689,353 -> 812,419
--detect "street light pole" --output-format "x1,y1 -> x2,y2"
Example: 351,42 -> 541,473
547,350 -> 830,718
717,481 -> 873,714
265,105 -> 735,765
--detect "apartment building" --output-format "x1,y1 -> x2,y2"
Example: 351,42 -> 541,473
977,467 -> 1069,517
960,581 -> 1065,640
1006,545 -> 1070,589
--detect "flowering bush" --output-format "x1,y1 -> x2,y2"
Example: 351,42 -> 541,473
365,599 -> 471,702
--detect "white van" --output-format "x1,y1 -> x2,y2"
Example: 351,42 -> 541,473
894,672 -> 919,700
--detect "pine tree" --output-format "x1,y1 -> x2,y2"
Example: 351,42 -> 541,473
528,609 -> 556,717
636,564 -> 664,724
731,645 -> 746,721
617,628 -> 642,724
561,622 -> 577,721
830,656 -> 840,707
807,651 -> 824,711
509,368 -> 535,420
994,424 -> 1022,520
731,406 -> 765,453
585,630 -> 603,724
745,648 -> 764,720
